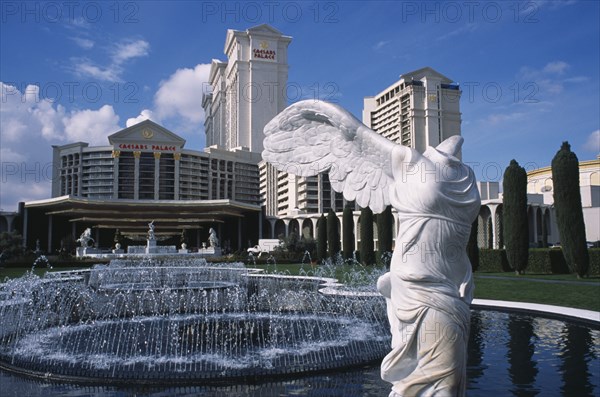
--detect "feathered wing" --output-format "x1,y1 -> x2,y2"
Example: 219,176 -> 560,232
262,100 -> 398,213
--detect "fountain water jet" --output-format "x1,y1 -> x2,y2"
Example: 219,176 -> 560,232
0,256 -> 390,384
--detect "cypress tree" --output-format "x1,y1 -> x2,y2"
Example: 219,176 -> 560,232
377,206 -> 394,263
467,218 -> 479,271
360,207 -> 375,266
551,142 -> 589,277
327,209 -> 341,259
342,205 -> 355,260
503,160 -> 529,274
317,214 -> 327,263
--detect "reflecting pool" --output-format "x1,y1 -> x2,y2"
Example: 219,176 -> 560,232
0,310 -> 597,396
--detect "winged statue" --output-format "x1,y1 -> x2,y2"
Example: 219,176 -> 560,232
262,100 -> 481,397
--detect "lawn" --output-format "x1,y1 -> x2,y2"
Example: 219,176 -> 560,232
2,263 -> 599,312
473,276 -> 600,312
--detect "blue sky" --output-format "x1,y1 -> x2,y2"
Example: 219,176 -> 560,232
1,0 -> 599,211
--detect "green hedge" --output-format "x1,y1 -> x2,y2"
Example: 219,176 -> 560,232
589,249 -> 600,275
527,249 -> 569,274
478,248 -> 600,275
479,249 -> 511,272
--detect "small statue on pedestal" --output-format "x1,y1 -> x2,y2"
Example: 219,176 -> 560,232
148,221 -> 155,241
208,228 -> 219,248
77,228 -> 94,248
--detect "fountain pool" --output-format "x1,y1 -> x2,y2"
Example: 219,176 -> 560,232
0,258 -> 598,396
0,257 -> 389,384
0,310 -> 598,396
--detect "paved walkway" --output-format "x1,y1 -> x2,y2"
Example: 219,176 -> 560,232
474,274 -> 600,286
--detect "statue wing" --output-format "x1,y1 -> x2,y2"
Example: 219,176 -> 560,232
262,100 -> 399,213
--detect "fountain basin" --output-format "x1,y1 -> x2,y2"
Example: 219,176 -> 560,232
0,258 -> 390,384
1,312 -> 386,384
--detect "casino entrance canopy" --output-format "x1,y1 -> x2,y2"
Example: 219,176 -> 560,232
22,196 -> 262,252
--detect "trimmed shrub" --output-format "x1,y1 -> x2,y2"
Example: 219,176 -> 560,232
359,207 -> 375,266
342,206 -> 355,260
327,209 -> 341,258
552,141 -> 589,277
527,249 -> 569,274
376,206 -> 394,263
478,249 -> 511,272
317,214 -> 327,263
589,249 -> 600,275
467,219 -> 479,271
503,160 -> 529,274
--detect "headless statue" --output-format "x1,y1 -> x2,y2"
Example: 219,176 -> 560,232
262,100 -> 480,396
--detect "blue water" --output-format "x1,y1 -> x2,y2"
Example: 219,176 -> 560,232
0,310 -> 598,396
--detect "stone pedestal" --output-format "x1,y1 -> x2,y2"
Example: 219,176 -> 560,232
178,248 -> 189,254
76,247 -> 101,257
112,249 -> 124,254
198,247 -> 222,257
146,239 -> 158,254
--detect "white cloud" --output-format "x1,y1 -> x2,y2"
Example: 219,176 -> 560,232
112,39 -> 150,64
72,58 -> 122,82
0,82 -> 121,210
517,61 -> 584,96
72,38 -> 150,82
436,24 -> 478,41
154,63 -> 211,124
63,105 -> 120,144
487,112 -> 526,125
0,148 -> 26,163
373,40 -> 390,50
72,37 -> 94,49
583,130 -> 600,153
126,109 -> 156,127
542,61 -> 569,75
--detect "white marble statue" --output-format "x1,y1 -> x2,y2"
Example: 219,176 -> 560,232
208,228 -> 219,248
76,228 -> 94,248
148,221 -> 155,241
262,100 -> 480,396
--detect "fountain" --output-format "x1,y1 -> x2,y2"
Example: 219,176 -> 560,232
0,256 -> 390,384
0,258 -> 598,395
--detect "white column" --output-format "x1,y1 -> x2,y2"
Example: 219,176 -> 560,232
174,153 -> 181,200
112,150 -> 120,198
354,213 -> 360,249
283,219 -> 290,237
154,152 -> 161,200
489,204 -> 498,249
530,206 -> 538,245
269,219 -> 276,239
133,151 -> 141,200
310,218 -> 319,239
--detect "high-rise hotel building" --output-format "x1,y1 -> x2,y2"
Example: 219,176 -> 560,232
202,24 -> 291,153
363,67 -> 462,154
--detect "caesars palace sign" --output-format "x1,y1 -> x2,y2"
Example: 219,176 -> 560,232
117,143 -> 178,152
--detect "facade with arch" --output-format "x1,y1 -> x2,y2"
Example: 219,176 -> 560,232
526,156 -> 599,243
0,211 -> 19,233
